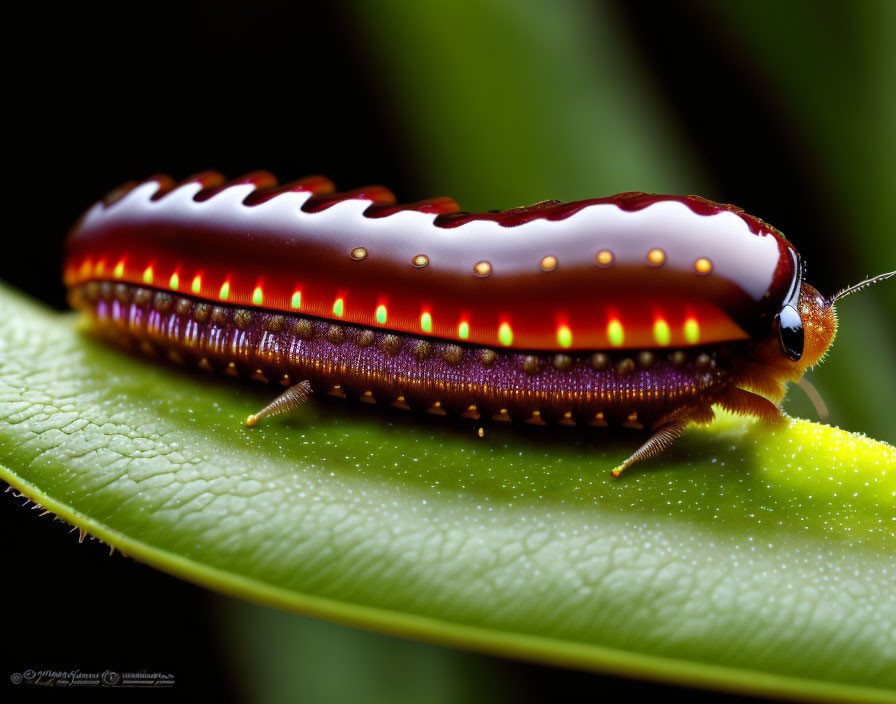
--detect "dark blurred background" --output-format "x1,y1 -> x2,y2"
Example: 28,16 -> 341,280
3,1 -> 894,701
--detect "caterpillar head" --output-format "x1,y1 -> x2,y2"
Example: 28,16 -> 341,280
778,273 -> 893,373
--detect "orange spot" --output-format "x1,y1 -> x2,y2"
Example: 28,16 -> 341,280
647,248 -> 666,267
79,258 -> 93,279
694,257 -> 712,275
596,250 -> 614,267
474,261 -> 492,277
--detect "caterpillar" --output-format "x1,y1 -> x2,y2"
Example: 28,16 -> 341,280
63,171 -> 893,475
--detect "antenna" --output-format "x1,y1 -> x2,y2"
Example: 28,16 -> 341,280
828,271 -> 895,306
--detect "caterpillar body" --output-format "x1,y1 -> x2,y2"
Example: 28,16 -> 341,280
63,172 -> 892,474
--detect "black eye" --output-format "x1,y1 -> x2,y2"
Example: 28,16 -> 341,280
776,305 -> 804,361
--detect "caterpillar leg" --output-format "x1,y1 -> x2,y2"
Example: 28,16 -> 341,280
716,387 -> 785,424
246,380 -> 313,426
611,418 -> 690,477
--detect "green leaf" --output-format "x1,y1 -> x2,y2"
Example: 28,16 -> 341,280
1,283 -> 894,703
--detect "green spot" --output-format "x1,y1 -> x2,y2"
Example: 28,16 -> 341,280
252,288 -> 263,306
653,319 -> 671,346
421,312 -> 432,333
376,305 -> 387,325
684,318 -> 700,345
333,298 -> 344,317
556,326 -> 572,348
498,322 -> 513,346
290,291 -> 301,309
607,319 -> 624,347
458,321 -> 470,340
219,281 -> 230,301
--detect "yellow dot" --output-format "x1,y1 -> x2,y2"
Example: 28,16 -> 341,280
540,255 -> 558,272
647,248 -> 666,267
412,254 -> 429,268
607,318 -> 624,347
169,272 -> 180,290
596,250 -> 614,267
113,260 -> 125,279
290,290 -> 302,309
653,318 -> 671,346
694,257 -> 712,275
458,321 -> 470,340
219,280 -> 230,301
473,261 -> 492,277
95,259 -> 106,276
420,311 -> 433,333
350,247 -> 367,261
684,317 -> 700,344
498,322 -> 513,346
556,325 -> 573,348
333,298 -> 344,317
252,286 -> 263,306
79,258 -> 92,278
191,275 -> 202,295
375,304 -> 387,325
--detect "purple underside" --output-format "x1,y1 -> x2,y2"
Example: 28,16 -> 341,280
83,284 -> 733,427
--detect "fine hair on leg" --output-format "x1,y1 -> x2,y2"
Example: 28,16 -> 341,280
246,380 -> 314,426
